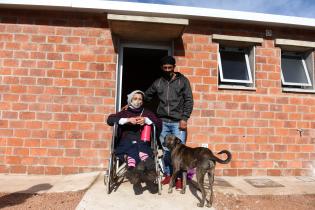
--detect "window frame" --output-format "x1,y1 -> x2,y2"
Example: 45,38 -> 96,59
280,51 -> 312,87
218,46 -> 254,85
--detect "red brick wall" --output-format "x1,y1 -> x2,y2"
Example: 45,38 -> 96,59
1,11 -> 314,176
175,21 -> 315,176
0,10 -> 115,174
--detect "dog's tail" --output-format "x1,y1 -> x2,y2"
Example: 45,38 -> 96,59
211,150 -> 232,164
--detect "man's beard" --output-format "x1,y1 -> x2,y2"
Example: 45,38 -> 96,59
162,71 -> 173,80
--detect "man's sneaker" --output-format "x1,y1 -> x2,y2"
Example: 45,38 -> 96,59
161,175 -> 171,185
175,178 -> 183,190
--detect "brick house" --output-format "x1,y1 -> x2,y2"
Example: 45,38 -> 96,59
0,0 -> 314,176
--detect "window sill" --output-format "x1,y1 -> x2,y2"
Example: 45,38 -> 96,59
282,87 -> 315,94
218,85 -> 256,91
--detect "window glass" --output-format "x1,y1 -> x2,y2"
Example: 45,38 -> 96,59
220,51 -> 249,81
281,54 -> 310,85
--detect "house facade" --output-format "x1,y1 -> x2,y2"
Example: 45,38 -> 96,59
0,0 -> 314,176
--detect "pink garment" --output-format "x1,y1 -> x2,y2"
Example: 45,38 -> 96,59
127,156 -> 136,167
127,152 -> 149,167
139,152 -> 149,161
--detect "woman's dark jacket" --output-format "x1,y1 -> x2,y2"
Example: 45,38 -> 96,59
107,107 -> 162,163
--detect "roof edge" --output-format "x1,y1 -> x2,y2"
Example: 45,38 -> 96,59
1,0 -> 315,29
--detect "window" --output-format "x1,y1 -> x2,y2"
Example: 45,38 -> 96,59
218,47 -> 254,87
281,51 -> 313,88
212,34 -> 263,90
275,38 -> 315,92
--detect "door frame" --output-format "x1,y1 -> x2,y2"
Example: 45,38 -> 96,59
115,41 -> 173,111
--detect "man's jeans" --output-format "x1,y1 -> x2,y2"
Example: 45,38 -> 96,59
159,121 -> 186,176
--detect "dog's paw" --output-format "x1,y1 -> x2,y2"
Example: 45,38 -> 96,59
205,203 -> 212,208
168,188 -> 173,194
197,203 -> 204,208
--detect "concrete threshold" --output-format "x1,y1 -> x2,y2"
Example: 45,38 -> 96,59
76,174 -> 315,210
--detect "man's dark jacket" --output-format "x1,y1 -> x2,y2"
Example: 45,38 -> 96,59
145,72 -> 193,122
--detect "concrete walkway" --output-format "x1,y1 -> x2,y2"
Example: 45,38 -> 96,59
76,173 -> 315,210
0,172 -> 314,210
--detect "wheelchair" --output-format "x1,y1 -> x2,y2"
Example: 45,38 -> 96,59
104,123 -> 163,195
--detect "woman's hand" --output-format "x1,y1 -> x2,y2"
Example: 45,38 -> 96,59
128,117 -> 145,125
128,117 -> 138,125
136,117 -> 145,126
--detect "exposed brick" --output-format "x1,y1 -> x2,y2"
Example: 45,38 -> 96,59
28,166 -> 44,175
10,165 -> 27,173
1,10 -> 314,176
45,166 -> 61,175
62,167 -> 79,174
30,148 -> 47,156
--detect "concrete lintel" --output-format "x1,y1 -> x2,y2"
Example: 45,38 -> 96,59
107,14 -> 188,41
212,34 -> 264,44
107,14 -> 188,25
275,38 -> 315,49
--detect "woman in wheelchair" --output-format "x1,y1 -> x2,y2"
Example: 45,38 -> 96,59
107,90 -> 162,184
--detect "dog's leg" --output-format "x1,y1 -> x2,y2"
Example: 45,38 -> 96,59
206,166 -> 215,208
196,167 -> 206,207
181,170 -> 187,194
168,169 -> 179,193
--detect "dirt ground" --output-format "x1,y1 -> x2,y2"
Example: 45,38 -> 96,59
0,191 -> 85,210
0,191 -> 314,210
213,193 -> 315,210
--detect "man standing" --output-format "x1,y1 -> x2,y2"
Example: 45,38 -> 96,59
145,56 -> 194,189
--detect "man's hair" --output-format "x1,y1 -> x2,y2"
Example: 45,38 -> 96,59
160,55 -> 176,66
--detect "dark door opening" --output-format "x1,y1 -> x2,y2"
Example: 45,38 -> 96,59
121,47 -> 169,112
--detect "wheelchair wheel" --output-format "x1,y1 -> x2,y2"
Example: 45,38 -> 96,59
105,153 -> 117,194
155,155 -> 162,195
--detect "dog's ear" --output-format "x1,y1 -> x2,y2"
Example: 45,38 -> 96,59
165,134 -> 171,141
175,137 -> 181,144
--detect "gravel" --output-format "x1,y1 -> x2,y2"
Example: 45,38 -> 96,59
0,191 -> 314,210
0,191 -> 85,210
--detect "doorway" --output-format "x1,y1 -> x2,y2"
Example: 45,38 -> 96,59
116,43 -> 171,112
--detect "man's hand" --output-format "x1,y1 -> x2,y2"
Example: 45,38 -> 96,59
179,120 -> 187,130
121,104 -> 128,111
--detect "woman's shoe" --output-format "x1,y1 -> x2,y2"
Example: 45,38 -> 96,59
126,167 -> 140,184
145,169 -> 157,182
144,157 -> 155,171
136,161 -> 145,171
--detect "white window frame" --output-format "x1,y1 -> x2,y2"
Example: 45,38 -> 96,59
218,47 -> 253,84
280,52 -> 312,87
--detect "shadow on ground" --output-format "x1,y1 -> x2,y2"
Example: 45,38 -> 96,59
0,183 -> 52,209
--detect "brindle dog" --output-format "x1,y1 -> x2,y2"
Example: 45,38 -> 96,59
163,134 -> 232,208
